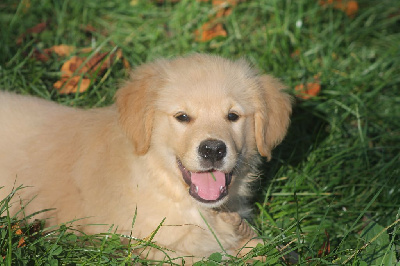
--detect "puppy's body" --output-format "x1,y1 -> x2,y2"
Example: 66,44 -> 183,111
0,54 -> 291,261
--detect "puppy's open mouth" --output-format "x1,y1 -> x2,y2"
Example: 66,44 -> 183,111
177,159 -> 232,204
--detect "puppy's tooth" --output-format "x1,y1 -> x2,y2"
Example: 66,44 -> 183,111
195,186 -> 199,193
220,186 -> 224,192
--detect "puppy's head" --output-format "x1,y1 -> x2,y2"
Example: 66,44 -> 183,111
116,54 -> 292,207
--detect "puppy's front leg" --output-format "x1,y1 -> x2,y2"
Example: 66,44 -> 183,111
218,212 -> 263,258
218,212 -> 299,264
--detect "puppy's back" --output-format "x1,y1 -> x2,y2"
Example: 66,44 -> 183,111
0,92 -> 77,199
0,92 -> 73,133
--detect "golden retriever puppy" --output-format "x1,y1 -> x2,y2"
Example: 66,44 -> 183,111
0,54 -> 291,262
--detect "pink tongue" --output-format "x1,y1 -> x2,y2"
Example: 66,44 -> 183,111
191,171 -> 226,201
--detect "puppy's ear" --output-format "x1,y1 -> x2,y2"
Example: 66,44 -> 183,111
254,75 -> 292,160
115,63 -> 164,155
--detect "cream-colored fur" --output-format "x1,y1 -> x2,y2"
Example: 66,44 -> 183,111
0,54 -> 292,262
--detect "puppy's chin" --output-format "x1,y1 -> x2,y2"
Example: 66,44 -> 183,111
194,195 -> 230,208
177,158 -> 232,207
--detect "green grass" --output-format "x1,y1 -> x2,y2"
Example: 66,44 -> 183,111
1,0 -> 400,264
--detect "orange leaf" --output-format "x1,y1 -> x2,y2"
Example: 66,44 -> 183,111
153,0 -> 181,3
79,24 -> 109,37
84,52 -> 112,75
60,56 -> 85,77
12,223 -> 23,235
194,0 -> 242,42
295,82 -> 321,99
78,47 -> 93,54
54,76 -> 91,94
216,7 -> 233,18
116,49 -> 131,71
82,24 -> 97,33
212,0 -> 238,7
50,44 -> 75,57
17,237 -> 26,248
11,223 -> 26,248
291,49 -> 300,58
318,0 -> 358,17
55,56 -> 89,94
200,0 -> 241,4
122,58 -> 131,71
54,49 -> 123,94
195,21 -> 227,42
32,45 -> 78,62
212,0 -> 238,17
343,1 -> 358,17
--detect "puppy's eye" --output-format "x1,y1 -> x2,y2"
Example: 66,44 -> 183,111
175,113 -> 191,123
227,112 -> 240,122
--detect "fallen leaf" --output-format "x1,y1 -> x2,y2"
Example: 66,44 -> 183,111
318,0 -> 358,17
22,0 -> 30,13
16,21 -> 48,45
11,223 -> 26,248
213,0 -> 238,17
51,44 -> 75,57
55,56 -> 89,94
317,230 -> 330,257
78,47 -> 93,54
212,0 -> 236,4
26,21 -> 48,34
342,1 -> 358,17
32,45 -> 90,62
291,49 -> 300,58
195,21 -> 227,42
122,58 -> 131,71
212,0 -> 241,5
59,53 -> 116,77
84,52 -> 113,75
294,76 -> 321,100
60,56 -> 84,77
216,6 -> 232,18
153,0 -> 181,3
194,0 -> 243,42
30,219 -> 43,234
79,24 -> 109,38
53,49 -> 124,94
388,10 -> 400,19
295,83 -> 321,99
32,48 -> 52,62
12,223 -> 23,235
82,24 -> 97,33
115,49 -> 131,70
54,76 -> 91,94
17,237 -> 26,248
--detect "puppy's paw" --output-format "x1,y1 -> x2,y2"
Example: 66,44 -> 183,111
218,212 -> 258,241
218,212 -> 263,260
236,224 -> 263,259
237,218 -> 258,240
237,238 -> 264,261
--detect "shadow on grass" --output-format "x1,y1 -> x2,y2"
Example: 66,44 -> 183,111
255,102 -> 329,202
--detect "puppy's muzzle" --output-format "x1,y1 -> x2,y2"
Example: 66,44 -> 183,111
198,139 -> 226,168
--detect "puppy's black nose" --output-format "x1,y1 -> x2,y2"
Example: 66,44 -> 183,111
198,139 -> 227,162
